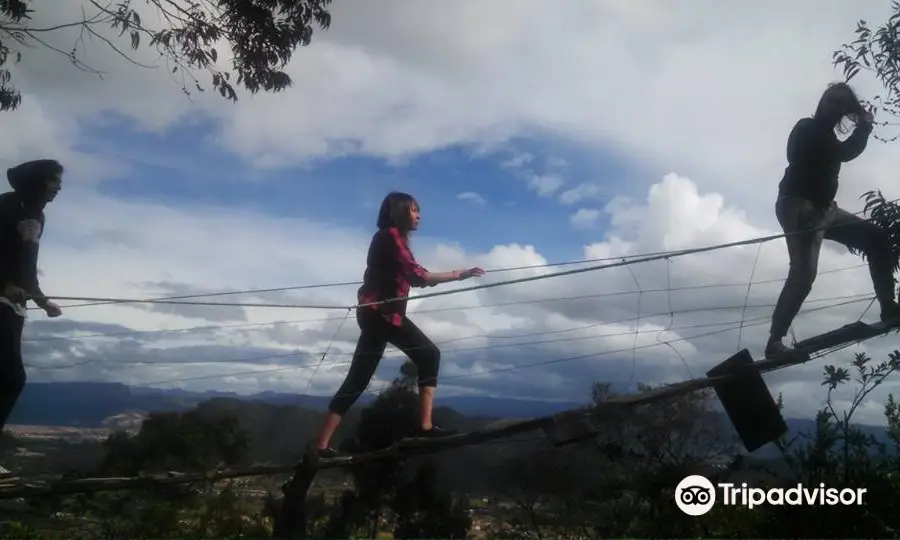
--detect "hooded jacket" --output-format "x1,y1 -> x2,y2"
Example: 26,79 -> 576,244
0,160 -> 58,314
777,116 -> 873,208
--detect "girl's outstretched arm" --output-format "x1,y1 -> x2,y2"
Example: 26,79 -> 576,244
387,227 -> 485,287
421,268 -> 485,286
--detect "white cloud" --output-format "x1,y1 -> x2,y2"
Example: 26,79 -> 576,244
528,174 -> 563,197
569,208 -> 601,229
560,183 -> 603,205
456,191 -> 486,206
200,0 -> 900,217
10,1 -> 898,218
501,153 -> 533,170
17,0 -> 900,213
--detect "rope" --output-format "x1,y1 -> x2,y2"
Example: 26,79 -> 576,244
23,262 -> 866,344
33,198 -> 896,312
33,249 -> 716,310
107,294 -> 871,392
25,292 -> 870,372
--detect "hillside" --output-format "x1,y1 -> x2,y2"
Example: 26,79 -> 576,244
9,382 -> 585,427
8,382 -> 894,460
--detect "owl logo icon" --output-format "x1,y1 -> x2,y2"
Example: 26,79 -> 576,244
675,475 -> 716,516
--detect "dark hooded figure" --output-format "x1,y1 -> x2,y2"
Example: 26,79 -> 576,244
0,159 -> 63,475
766,83 -> 900,359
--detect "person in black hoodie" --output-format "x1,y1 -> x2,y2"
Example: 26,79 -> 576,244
0,159 -> 63,474
766,83 -> 900,359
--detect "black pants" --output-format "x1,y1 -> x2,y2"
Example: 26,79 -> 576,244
0,306 -> 25,434
769,195 -> 896,341
328,308 -> 441,416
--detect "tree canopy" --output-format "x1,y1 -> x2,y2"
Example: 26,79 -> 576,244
0,0 -> 332,111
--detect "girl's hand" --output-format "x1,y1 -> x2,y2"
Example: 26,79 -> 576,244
459,267 -> 486,279
41,300 -> 62,318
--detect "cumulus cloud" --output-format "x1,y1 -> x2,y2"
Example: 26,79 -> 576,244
570,208 -> 601,229
9,2 -> 898,184
528,174 -> 564,197
206,0 -> 900,216
456,192 -> 486,206
10,1 -> 899,213
560,183 -> 603,205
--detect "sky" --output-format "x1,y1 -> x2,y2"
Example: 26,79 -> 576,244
5,0 -> 900,426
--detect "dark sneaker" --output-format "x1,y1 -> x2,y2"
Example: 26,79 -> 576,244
317,447 -> 350,460
412,425 -> 457,438
765,339 -> 794,359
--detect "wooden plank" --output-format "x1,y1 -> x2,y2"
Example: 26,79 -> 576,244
794,317 -> 900,354
315,416 -> 550,469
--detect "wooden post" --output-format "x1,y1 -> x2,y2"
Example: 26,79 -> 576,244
273,444 -> 320,539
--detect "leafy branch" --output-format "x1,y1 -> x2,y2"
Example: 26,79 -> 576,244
0,0 -> 332,112
833,1 -> 900,142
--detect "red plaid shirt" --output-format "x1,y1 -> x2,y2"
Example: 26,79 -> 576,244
357,227 -> 430,326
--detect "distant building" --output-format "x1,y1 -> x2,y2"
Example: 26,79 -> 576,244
101,411 -> 147,433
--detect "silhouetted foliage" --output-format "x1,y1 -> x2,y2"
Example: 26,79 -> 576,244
0,0 -> 332,111
706,350 -> 900,537
856,190 -> 900,274
835,1 -> 900,142
100,408 -> 247,475
392,459 -> 472,539
488,383 -> 736,538
38,408 -> 260,539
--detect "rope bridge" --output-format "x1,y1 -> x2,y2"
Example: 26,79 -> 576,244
2,316 -> 896,539
2,199 -> 899,538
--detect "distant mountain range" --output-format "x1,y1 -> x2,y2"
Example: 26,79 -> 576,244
8,382 -> 894,459
10,382 -> 587,426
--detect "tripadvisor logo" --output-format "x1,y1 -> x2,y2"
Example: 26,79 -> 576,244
675,475 -> 867,516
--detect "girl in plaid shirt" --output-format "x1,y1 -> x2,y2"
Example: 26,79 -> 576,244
314,191 -> 484,458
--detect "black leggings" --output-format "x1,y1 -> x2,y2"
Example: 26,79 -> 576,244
328,308 -> 440,416
0,306 -> 25,434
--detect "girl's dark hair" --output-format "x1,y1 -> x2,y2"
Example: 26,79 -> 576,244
377,191 -> 418,232
814,82 -> 866,133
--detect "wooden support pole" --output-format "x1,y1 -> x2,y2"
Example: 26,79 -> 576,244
273,444 -> 320,539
